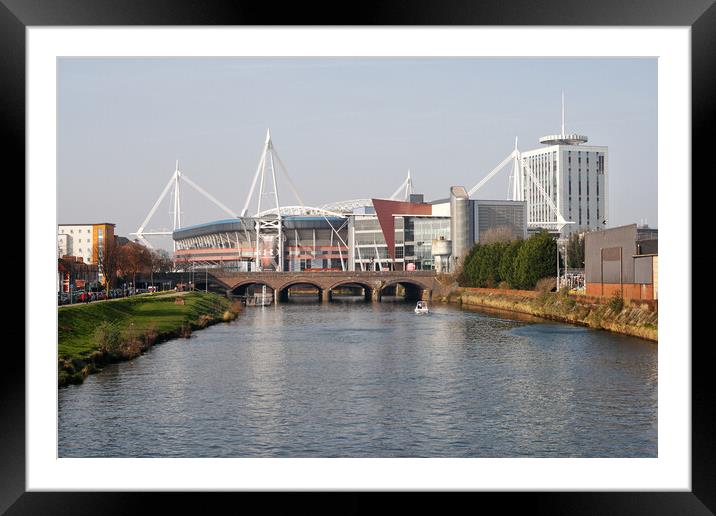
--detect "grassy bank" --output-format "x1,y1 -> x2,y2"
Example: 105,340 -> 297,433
58,292 -> 240,387
441,288 -> 657,342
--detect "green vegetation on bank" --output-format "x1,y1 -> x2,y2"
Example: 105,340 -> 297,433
459,230 -> 557,290
58,292 -> 238,387
450,288 -> 657,342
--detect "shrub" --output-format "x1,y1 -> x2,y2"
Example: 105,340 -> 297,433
94,321 -> 122,355
536,290 -> 550,306
607,291 -> 625,313
535,277 -> 557,293
461,241 -> 510,288
460,243 -> 483,287
512,230 -> 557,289
462,233 -> 556,290
179,323 -> 192,338
478,242 -> 507,287
557,288 -> 577,309
499,239 -> 523,288
143,324 -> 159,346
119,324 -> 144,358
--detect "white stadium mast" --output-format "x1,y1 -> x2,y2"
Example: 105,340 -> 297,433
389,169 -> 415,201
469,93 -> 580,233
133,131 -> 433,270
131,160 -> 238,251
240,129 -> 308,272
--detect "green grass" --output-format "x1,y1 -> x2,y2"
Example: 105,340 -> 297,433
58,292 -> 231,361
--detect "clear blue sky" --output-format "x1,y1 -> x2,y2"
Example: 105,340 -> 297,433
58,57 -> 657,249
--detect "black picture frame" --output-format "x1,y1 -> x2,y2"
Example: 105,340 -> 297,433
6,0 -> 714,512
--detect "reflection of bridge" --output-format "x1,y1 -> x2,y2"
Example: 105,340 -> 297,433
209,271 -> 439,303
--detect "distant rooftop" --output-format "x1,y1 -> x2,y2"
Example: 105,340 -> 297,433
539,133 -> 588,146
58,222 -> 116,227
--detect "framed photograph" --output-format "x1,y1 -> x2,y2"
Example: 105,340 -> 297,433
8,0 -> 714,512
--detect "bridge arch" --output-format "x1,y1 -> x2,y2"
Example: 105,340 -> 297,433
326,280 -> 374,302
229,280 -> 277,298
276,280 -> 325,303
380,278 -> 430,301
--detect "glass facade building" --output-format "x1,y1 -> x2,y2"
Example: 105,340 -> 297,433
349,214 -> 450,271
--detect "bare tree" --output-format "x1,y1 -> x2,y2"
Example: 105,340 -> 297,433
117,241 -> 152,291
97,237 -> 121,297
481,226 -> 515,245
148,248 -> 173,290
151,248 -> 174,273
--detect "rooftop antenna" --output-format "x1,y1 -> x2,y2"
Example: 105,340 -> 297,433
538,91 -> 587,146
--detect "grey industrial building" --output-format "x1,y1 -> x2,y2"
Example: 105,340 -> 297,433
584,223 -> 658,300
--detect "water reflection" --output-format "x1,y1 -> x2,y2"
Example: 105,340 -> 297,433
59,302 -> 657,458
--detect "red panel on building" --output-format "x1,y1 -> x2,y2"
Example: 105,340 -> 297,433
371,199 -> 432,259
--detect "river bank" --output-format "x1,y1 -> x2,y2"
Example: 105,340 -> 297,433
58,291 -> 241,387
440,287 -> 657,342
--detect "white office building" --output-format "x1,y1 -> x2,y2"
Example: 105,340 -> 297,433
520,136 -> 608,237
516,97 -> 608,237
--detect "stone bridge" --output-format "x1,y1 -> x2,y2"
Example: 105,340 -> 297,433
207,270 -> 442,303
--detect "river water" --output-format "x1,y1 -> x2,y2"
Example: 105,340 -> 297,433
58,300 -> 657,457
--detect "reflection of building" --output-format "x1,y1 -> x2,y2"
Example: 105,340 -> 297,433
172,187 -> 527,273
584,223 -> 658,300
57,223 -> 116,283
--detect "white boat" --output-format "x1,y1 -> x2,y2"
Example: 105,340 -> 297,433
414,301 -> 429,314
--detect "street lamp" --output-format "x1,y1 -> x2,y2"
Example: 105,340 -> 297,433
556,238 -> 568,292
556,242 -> 560,291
